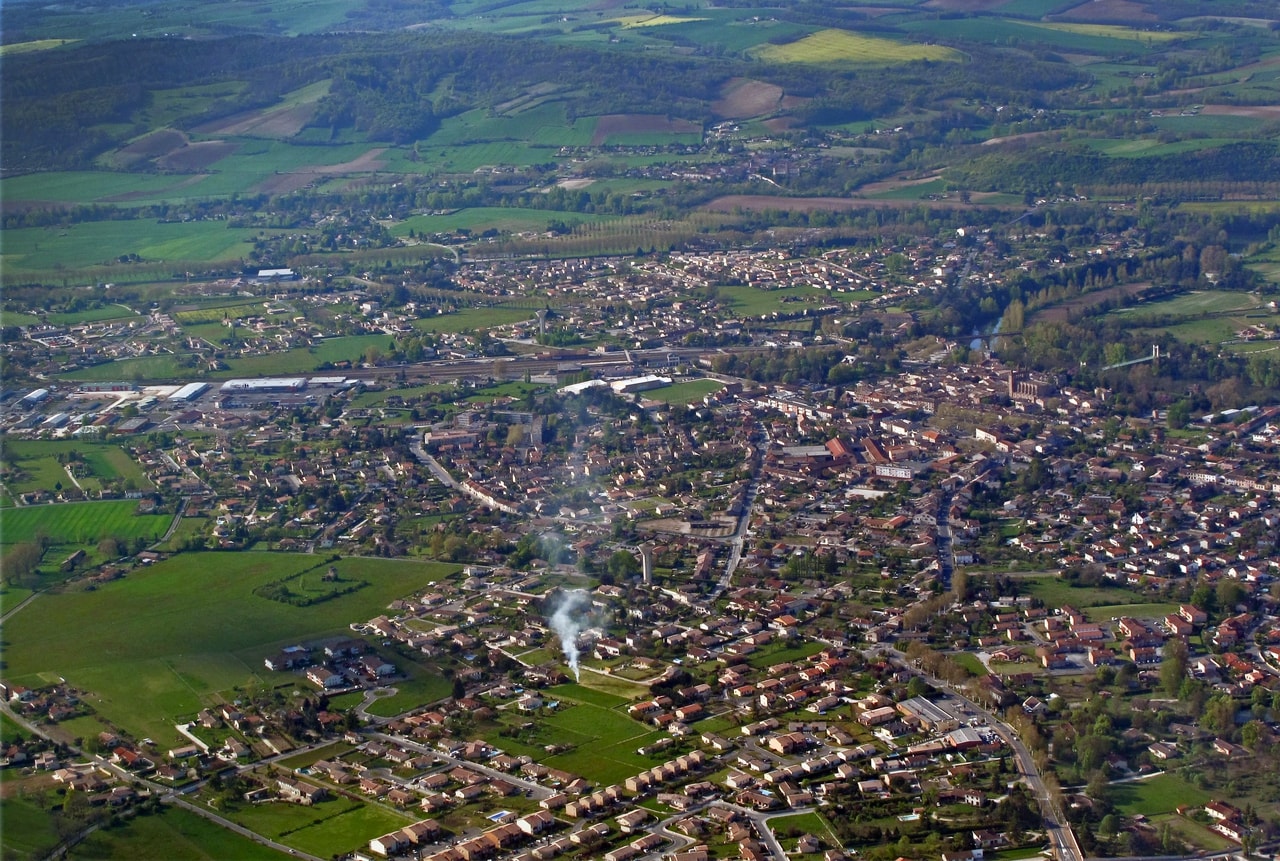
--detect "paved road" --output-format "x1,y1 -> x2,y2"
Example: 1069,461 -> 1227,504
712,422 -> 765,599
883,655 -> 1083,861
366,731 -> 553,800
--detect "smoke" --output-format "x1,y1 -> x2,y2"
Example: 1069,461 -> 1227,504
547,589 -> 591,682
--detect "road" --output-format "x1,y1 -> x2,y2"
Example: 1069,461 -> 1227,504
879,652 -> 1083,861
712,422 -> 765,599
365,731 -> 553,800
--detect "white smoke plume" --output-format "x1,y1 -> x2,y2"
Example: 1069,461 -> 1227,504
547,589 -> 591,682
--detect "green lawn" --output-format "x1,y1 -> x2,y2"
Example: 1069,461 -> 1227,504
1083,602 -> 1179,623
648,379 -> 723,405
68,806 -> 290,860
1022,575 -> 1163,610
533,698 -> 667,785
1111,774 -> 1210,816
1,553 -> 458,744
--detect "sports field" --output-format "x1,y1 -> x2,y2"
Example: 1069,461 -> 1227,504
1,553 -> 458,744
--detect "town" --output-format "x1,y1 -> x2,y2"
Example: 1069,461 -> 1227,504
3,234 -> 1280,861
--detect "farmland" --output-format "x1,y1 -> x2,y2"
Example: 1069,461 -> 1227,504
66,806 -> 291,860
1,439 -> 153,498
753,29 -> 963,65
0,553 -> 458,744
0,500 -> 170,546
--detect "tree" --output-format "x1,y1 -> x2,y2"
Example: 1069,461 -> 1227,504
97,536 -> 123,558
452,677 -> 466,701
1161,637 -> 1189,697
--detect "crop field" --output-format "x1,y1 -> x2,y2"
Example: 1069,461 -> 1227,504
1023,21 -> 1183,42
1084,137 -> 1239,158
1,440 -> 152,496
175,302 -> 268,324
1,553 -> 458,744
11,0 -> 363,41
0,172 -> 204,206
0,500 -> 170,546
753,28 -> 962,65
67,806 -> 291,860
0,221 -> 261,277
1113,290 -> 1260,317
44,305 -> 141,325
660,17 -> 813,56
0,38 -> 79,55
592,114 -> 703,146
900,17 -> 1166,54
1150,113 -> 1270,135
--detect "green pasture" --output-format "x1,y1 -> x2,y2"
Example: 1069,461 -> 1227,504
1021,575 -> 1164,610
0,795 -> 64,861
648,379 -> 724,405
1149,114 -> 1269,135
0,500 -> 170,546
1112,290 -> 1260,317
225,334 -> 396,376
547,682 -> 631,709
1,439 -> 152,496
718,283 -> 871,317
68,806 -> 290,861
540,699 -> 667,785
427,102 -> 596,149
284,803 -> 416,857
865,177 -> 950,200
59,355 -> 193,383
1,552 -> 457,744
139,81 -> 251,131
394,207 -> 578,237
0,38 -> 79,55
44,305 -> 141,325
900,17 -> 1166,54
12,0 -> 362,42
655,16 -> 812,55
1082,602 -> 1179,623
0,172 -> 195,205
991,0 -> 1079,17
1083,138 -> 1242,159
0,221 -> 261,276
1111,773 -> 1210,816
752,28 -> 962,65
412,306 -> 534,335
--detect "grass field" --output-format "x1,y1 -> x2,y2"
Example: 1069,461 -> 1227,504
1022,575 -> 1167,610
1,553 -> 458,744
648,379 -> 724,405
68,806 -> 290,860
753,28 -> 962,65
2,439 -> 152,496
0,795 -> 64,861
718,283 -> 873,317
1082,602 -> 1179,623
1111,773 -> 1210,816
0,220 -> 263,276
0,500 -> 171,546
515,693 -> 667,785
901,17 -> 1167,54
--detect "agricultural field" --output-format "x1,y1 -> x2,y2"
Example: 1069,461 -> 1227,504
66,807 -> 291,861
0,221 -> 265,280
752,29 -> 963,65
0,795 -> 64,861
0,500 -> 170,546
0,553 -> 458,745
1111,289 -> 1279,346
900,16 -> 1175,54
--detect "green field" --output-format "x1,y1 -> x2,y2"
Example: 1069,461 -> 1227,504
529,694 -> 667,785
901,17 -> 1171,54
1111,773 -> 1211,816
648,379 -> 724,405
1082,602 -> 1179,623
68,806 -> 290,860
1022,575 -> 1168,610
753,28 -> 962,65
2,439 -> 153,497
0,500 -> 170,546
0,796 -> 66,861
0,220 -> 263,277
1,553 -> 458,744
